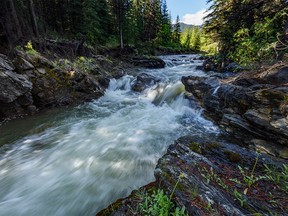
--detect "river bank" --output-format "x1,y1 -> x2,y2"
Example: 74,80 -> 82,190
0,47 -> 166,124
0,53 -> 287,215
97,57 -> 288,215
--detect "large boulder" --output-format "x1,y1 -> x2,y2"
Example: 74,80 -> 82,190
262,66 -> 288,85
132,73 -> 160,92
202,58 -> 216,71
0,71 -> 32,103
0,71 -> 33,120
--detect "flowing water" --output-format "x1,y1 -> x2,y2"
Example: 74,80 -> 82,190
0,55 -> 219,215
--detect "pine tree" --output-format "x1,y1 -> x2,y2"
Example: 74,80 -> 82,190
173,15 -> 181,45
110,0 -> 131,49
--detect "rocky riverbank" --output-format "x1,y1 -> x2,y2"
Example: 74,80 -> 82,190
97,135 -> 287,216
182,62 -> 288,159
0,49 -> 165,123
97,60 -> 288,216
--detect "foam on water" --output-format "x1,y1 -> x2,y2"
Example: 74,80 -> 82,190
0,54 -> 219,215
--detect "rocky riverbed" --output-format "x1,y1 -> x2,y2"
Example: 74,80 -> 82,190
98,60 -> 288,216
1,52 -> 287,215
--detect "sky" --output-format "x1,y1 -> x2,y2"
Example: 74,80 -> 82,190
166,0 -> 210,25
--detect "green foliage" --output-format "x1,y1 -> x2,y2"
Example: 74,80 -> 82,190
204,0 -> 288,65
264,164 -> 288,193
53,56 -> 98,75
200,167 -> 213,184
24,41 -> 33,51
189,142 -> 202,154
138,173 -> 188,216
233,189 -> 247,207
139,189 -> 188,216
4,0 -> 177,50
180,27 -> 202,50
238,154 -> 266,191
83,0 -> 111,45
170,173 -> 185,200
172,15 -> 181,45
199,167 -> 228,190
139,189 -> 172,216
24,41 -> 38,56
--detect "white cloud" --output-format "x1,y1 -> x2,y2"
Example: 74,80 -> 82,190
181,9 -> 207,26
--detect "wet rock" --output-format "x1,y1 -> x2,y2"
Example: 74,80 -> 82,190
232,78 -> 258,87
27,105 -> 37,114
13,57 -> 34,71
203,58 -> 216,71
132,56 -> 165,68
195,65 -> 203,70
0,51 -> 131,122
224,62 -> 243,72
0,71 -> 33,120
15,50 -> 54,68
182,64 -> 288,156
193,56 -> 205,60
262,66 -> 288,85
112,66 -> 125,79
0,71 -> 32,103
0,54 -> 15,71
36,68 -> 46,75
132,73 -> 160,92
98,136 -> 287,215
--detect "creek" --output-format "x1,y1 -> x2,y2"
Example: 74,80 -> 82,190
0,55 -> 220,215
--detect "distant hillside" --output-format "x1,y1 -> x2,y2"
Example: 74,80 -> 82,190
179,23 -> 194,31
172,22 -> 196,32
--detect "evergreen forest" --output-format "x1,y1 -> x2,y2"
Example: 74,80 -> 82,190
0,0 -> 287,66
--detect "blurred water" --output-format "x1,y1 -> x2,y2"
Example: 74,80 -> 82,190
0,55 -> 219,215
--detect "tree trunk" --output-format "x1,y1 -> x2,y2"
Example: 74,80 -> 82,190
3,0 -> 23,46
119,21 -> 123,49
29,0 -> 39,37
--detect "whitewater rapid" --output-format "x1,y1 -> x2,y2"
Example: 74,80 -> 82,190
0,55 -> 219,215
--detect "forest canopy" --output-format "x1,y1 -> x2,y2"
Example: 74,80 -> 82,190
0,0 -> 179,49
0,0 -> 287,65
